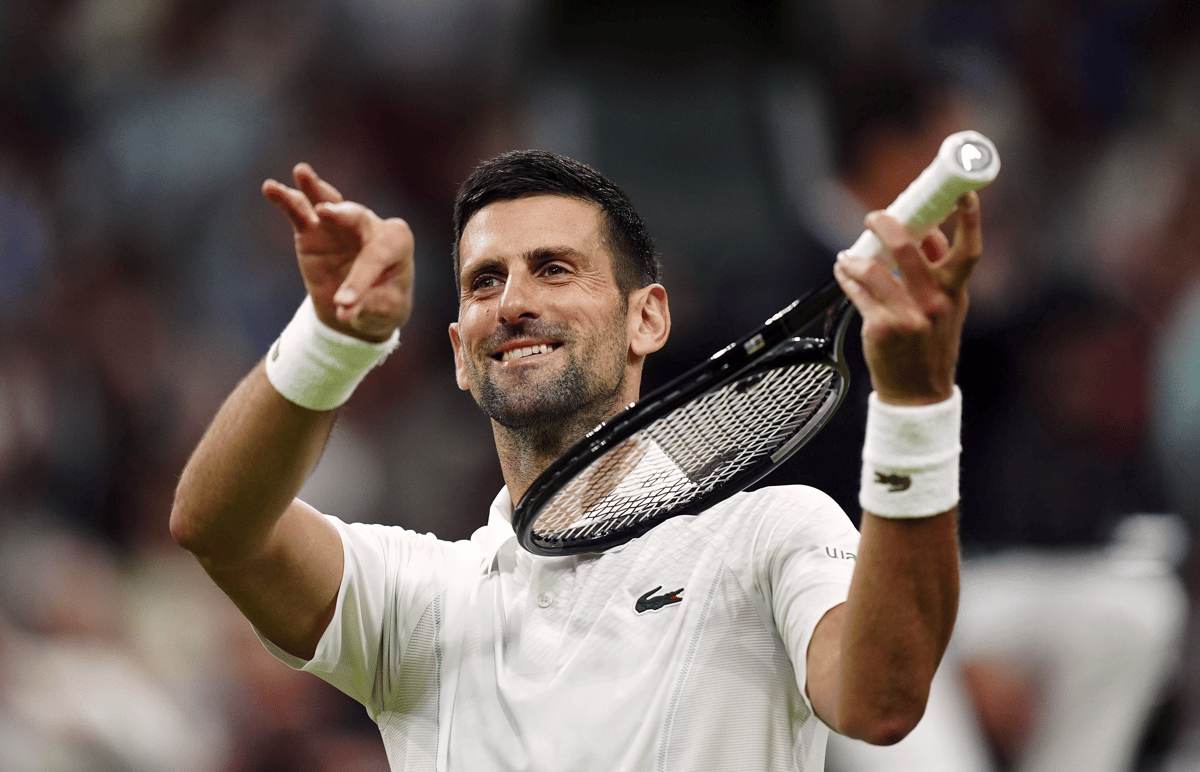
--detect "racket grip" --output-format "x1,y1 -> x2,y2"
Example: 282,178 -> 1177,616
843,130 -> 1001,260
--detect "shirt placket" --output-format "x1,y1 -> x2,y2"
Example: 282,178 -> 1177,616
515,556 -> 578,675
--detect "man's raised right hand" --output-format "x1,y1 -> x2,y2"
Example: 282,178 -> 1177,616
262,163 -> 415,343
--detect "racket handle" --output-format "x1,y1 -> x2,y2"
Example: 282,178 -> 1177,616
843,130 -> 1001,260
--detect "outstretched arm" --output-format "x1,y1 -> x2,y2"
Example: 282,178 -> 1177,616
806,192 -> 982,744
170,164 -> 414,660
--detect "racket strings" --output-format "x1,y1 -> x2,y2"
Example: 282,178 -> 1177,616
531,362 -> 841,545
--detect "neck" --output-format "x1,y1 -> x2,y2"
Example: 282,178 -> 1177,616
495,394 -> 629,505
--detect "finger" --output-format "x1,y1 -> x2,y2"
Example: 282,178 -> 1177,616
835,252 -> 901,313
316,208 -> 413,312
920,227 -> 951,266
834,259 -> 884,317
262,179 -> 318,231
942,192 -> 983,290
338,261 -> 411,328
312,202 -> 376,307
341,218 -> 414,307
293,162 -> 345,206
865,211 -> 941,302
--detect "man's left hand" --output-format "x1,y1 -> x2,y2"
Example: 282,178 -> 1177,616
833,191 -> 983,406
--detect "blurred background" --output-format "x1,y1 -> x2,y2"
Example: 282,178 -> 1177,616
1,0 -> 1199,770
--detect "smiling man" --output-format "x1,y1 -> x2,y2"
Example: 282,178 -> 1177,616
171,150 -> 980,771
448,157 -> 671,502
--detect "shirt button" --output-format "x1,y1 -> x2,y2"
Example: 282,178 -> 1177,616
537,593 -> 553,608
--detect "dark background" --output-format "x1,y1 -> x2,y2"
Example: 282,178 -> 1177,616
1,1 -> 1198,769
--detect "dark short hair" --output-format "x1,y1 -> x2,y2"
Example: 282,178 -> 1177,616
452,150 -> 661,294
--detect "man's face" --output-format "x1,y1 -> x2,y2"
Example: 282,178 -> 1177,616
449,194 -> 635,433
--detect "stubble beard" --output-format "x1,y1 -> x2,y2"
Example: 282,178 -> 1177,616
476,349 -> 626,455
470,321 -> 629,455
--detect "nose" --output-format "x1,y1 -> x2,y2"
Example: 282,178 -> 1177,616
498,270 -> 540,324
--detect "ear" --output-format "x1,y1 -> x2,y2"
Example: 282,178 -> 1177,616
627,283 -> 670,357
448,322 -> 472,391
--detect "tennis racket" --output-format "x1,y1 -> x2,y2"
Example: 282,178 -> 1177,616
513,130 -> 1001,556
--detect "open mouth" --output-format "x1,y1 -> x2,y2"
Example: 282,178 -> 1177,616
494,343 -> 560,362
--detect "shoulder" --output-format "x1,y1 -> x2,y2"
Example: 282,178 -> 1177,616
720,484 -> 845,513
704,484 -> 853,537
688,485 -> 859,571
328,515 -> 488,577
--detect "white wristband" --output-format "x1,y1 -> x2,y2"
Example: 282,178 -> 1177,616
265,296 -> 400,411
859,387 -> 962,519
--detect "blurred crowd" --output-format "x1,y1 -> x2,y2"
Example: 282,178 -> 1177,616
1,1 -> 1199,770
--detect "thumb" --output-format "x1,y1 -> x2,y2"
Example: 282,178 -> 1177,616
312,201 -> 375,307
322,208 -> 415,328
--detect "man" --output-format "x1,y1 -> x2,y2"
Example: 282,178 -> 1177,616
171,149 -> 981,770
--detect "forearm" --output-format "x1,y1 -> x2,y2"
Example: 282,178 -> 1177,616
813,183 -> 980,743
835,508 -> 960,743
170,360 -> 337,568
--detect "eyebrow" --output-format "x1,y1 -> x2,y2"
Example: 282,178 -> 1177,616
523,245 -> 589,265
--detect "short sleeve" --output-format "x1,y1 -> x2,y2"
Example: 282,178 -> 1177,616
255,514 -> 477,716
741,486 -> 861,714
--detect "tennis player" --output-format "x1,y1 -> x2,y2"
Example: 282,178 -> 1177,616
171,150 -> 981,770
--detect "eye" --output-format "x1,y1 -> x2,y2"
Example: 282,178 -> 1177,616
470,273 -> 502,292
541,262 -> 570,278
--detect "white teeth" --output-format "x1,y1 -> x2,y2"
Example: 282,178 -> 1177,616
501,344 -> 553,361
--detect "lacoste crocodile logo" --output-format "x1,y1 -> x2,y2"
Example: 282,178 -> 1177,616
636,586 -> 684,613
874,472 -> 912,492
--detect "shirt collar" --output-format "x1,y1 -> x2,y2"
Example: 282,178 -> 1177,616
479,487 -> 517,572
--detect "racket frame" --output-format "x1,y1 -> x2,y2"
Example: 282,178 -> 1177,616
514,279 -> 853,555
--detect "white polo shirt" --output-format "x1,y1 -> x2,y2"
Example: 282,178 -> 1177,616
261,484 -> 860,771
